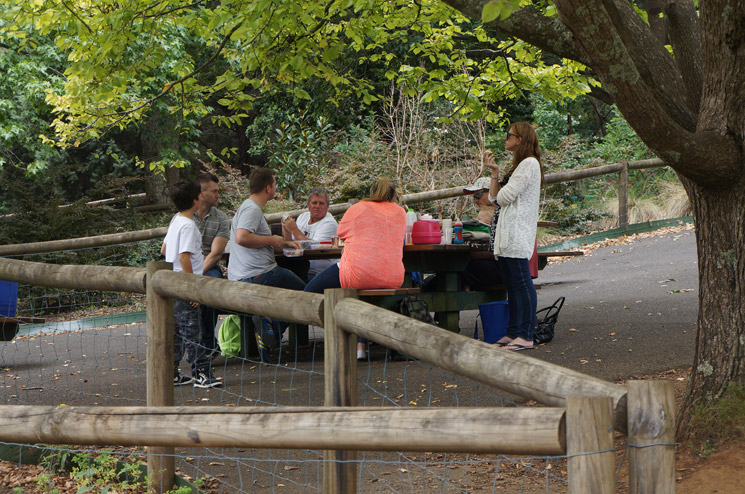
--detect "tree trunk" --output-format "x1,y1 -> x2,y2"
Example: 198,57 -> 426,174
677,173 -> 745,434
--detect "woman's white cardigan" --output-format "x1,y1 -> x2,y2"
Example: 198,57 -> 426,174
489,157 -> 540,259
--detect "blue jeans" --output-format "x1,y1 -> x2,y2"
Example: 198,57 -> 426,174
239,266 -> 306,333
304,263 -> 341,293
303,264 -> 369,345
497,256 -> 537,341
200,266 -> 223,353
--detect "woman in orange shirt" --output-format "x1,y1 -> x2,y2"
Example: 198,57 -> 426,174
305,177 -> 407,357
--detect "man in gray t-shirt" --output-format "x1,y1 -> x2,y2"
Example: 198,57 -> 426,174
227,168 -> 305,360
228,197 -> 278,279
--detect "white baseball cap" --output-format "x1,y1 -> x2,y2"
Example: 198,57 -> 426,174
463,177 -> 491,194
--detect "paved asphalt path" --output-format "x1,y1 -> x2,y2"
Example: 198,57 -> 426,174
459,226 -> 699,381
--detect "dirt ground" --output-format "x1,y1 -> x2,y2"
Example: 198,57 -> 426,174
615,368 -> 745,494
1,367 -> 742,493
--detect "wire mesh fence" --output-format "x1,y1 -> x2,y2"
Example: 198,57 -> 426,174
0,241 -> 575,493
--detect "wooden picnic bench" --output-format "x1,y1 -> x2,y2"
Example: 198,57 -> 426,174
470,249 -> 584,270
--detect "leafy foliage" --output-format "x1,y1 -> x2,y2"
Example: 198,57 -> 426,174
0,29 -> 65,174
0,0 -> 596,155
263,111 -> 335,201
588,115 -> 651,164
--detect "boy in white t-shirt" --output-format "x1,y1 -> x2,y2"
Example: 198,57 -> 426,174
162,180 -> 222,389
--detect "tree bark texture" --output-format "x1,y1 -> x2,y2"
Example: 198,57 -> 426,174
678,176 -> 745,431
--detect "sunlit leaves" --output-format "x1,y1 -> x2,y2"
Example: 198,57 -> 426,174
0,0 -> 598,151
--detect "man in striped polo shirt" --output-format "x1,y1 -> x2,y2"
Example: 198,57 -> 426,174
194,172 -> 230,357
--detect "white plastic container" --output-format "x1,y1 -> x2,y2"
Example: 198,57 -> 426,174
405,208 -> 418,244
441,219 -> 453,244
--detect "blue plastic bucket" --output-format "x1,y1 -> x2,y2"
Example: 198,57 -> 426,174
0,281 -> 18,318
474,300 -> 509,344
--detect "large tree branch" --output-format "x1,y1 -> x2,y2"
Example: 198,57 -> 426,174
699,0 -> 745,140
595,0 -> 696,129
442,0 -> 740,184
553,0 -> 732,182
441,0 -> 588,64
664,0 -> 703,114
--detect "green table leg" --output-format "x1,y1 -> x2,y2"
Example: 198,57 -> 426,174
434,272 -> 461,333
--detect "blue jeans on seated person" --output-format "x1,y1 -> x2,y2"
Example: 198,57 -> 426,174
304,264 -> 370,346
239,266 -> 306,334
497,256 -> 537,341
200,265 -> 223,355
304,263 -> 342,294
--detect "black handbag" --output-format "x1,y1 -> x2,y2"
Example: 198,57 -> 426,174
533,296 -> 565,345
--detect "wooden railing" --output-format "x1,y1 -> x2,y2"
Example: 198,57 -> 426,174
0,256 -> 676,493
0,158 -> 667,257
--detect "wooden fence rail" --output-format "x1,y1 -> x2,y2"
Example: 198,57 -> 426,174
0,257 -> 147,293
0,158 -> 667,257
150,269 -> 324,326
0,405 -> 566,455
331,296 -> 629,432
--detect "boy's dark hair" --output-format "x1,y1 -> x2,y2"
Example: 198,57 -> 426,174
170,180 -> 201,211
249,167 -> 275,194
195,172 -> 219,187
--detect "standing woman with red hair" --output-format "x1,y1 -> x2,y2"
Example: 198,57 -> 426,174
483,122 -> 544,350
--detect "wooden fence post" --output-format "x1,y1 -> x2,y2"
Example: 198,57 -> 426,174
566,396 -> 615,494
627,380 -> 676,494
323,289 -> 358,494
146,261 -> 175,493
619,160 -> 629,231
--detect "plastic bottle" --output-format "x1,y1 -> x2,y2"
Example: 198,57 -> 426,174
441,218 -> 453,244
405,208 -> 418,244
453,219 -> 463,244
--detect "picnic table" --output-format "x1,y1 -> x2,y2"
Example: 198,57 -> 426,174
233,242 -> 582,358
279,243 -> 582,332
298,243 -> 498,332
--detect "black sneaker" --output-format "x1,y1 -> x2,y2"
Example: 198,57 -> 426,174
174,371 -> 193,386
193,369 -> 223,388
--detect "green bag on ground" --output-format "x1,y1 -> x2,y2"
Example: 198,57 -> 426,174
218,314 -> 242,358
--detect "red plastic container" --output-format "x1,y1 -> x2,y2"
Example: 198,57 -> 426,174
411,220 -> 441,244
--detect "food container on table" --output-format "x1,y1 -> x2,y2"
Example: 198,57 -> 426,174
412,219 -> 441,244
283,247 -> 303,257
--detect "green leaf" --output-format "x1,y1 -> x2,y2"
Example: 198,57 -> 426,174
481,1 -> 501,23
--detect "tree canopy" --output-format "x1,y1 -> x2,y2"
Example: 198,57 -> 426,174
1,0 -> 594,172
